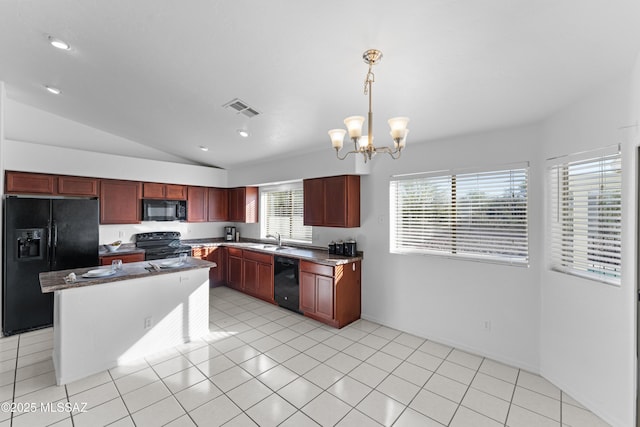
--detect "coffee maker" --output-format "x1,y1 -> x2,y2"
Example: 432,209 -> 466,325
224,226 -> 236,241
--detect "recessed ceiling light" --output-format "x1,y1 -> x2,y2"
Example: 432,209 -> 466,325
237,129 -> 250,138
199,146 -> 209,152
48,36 -> 70,50
44,85 -> 61,95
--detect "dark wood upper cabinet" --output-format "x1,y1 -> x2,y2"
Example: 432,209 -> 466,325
165,184 -> 187,200
187,186 -> 208,222
208,188 -> 229,222
303,175 -> 360,227
228,187 -> 258,223
143,182 -> 187,200
303,178 -> 324,226
58,176 -> 99,197
99,179 -> 142,224
6,171 -> 56,195
6,172 -> 100,197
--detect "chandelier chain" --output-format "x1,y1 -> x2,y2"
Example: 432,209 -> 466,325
364,65 -> 375,95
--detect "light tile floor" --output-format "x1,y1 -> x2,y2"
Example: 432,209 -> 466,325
0,286 -> 611,426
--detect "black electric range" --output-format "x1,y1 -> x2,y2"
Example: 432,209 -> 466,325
134,231 -> 192,261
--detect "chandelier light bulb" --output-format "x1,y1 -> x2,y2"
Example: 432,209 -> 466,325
344,116 -> 365,139
388,117 -> 410,139
328,129 -> 346,150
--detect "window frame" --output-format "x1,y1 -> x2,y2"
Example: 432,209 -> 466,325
547,146 -> 622,286
260,181 -> 312,244
389,162 -> 530,266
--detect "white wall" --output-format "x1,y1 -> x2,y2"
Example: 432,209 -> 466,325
5,99 -> 194,165
362,125 -> 544,371
2,139 -> 232,242
539,74 -> 637,427
230,123 -> 544,371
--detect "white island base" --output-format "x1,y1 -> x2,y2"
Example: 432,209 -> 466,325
51,267 -> 210,385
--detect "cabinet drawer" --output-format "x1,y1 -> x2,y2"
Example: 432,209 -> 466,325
300,260 -> 333,277
243,250 -> 273,265
227,247 -> 243,257
99,252 -> 145,265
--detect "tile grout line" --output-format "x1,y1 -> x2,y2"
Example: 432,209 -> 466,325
10,334 -> 20,426
503,368 -> 521,426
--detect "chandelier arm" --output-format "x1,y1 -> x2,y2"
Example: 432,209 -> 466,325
335,148 -> 361,161
387,148 -> 403,160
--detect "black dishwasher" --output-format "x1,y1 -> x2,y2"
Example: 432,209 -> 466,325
273,256 -> 300,313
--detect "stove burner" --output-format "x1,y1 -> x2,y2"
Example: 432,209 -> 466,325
135,231 -> 191,261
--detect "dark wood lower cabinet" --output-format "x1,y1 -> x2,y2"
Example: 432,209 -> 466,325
300,260 -> 361,328
227,249 -> 243,291
241,250 -> 274,303
220,248 -> 361,328
192,246 -> 226,287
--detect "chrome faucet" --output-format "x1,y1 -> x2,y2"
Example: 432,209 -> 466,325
266,232 -> 281,247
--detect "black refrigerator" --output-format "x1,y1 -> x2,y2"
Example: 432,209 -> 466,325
3,197 -> 99,335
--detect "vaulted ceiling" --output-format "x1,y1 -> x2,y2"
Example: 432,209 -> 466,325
1,0 -> 639,169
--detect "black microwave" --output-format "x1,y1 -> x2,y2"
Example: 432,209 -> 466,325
142,199 -> 187,221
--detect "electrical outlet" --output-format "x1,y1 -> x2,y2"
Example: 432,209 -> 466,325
118,230 -> 125,238
144,317 -> 152,330
482,320 -> 492,331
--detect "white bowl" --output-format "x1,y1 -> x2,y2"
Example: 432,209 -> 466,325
105,244 -> 121,252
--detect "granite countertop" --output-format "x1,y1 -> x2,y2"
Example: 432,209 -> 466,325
40,258 -> 216,293
98,243 -> 145,257
182,238 -> 362,266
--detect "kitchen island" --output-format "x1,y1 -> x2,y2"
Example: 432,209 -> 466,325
40,258 -> 216,385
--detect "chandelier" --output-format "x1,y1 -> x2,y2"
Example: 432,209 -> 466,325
328,49 -> 409,163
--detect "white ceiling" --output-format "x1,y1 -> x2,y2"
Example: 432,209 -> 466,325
1,0 -> 639,169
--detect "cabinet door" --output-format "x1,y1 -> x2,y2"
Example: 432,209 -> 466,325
303,178 -> 324,226
165,184 -> 187,200
100,180 -> 141,224
323,176 -> 348,227
228,187 -> 259,223
227,256 -> 243,290
58,176 -> 99,197
300,271 -> 317,313
209,247 -> 227,286
6,172 -> 55,195
244,187 -> 259,223
228,188 -> 245,222
208,188 -> 229,221
243,258 -> 258,295
256,262 -> 274,301
187,186 -> 208,222
315,275 -> 335,320
143,182 -> 165,199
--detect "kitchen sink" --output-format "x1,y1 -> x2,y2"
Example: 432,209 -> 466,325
254,244 -> 292,251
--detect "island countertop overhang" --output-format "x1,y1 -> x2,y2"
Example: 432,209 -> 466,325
39,257 -> 216,293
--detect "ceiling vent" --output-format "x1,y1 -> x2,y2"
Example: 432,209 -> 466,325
223,98 -> 260,118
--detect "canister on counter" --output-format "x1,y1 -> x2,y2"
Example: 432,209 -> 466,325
328,241 -> 336,254
335,240 -> 344,255
344,239 -> 357,257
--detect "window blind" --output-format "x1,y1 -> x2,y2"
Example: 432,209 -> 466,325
548,148 -> 621,285
261,184 -> 312,243
390,164 -> 529,265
